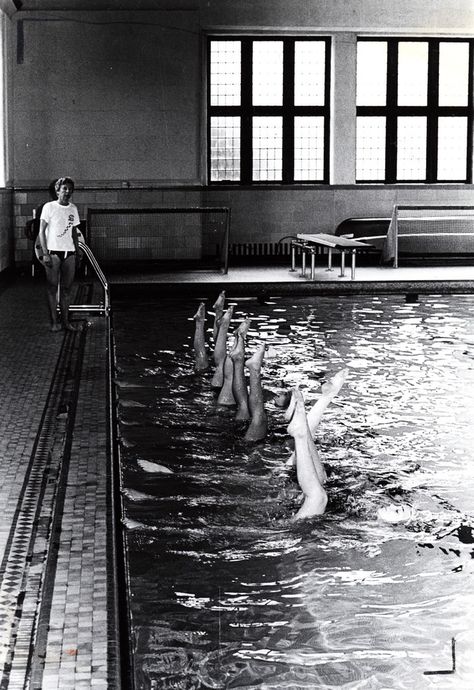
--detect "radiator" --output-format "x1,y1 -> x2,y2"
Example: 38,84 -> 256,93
229,241 -> 328,258
230,241 -> 306,257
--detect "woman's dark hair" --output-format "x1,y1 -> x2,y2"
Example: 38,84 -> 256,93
55,176 -> 75,193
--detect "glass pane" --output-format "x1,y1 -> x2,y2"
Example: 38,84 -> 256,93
252,117 -> 282,181
439,42 -> 469,106
294,41 -> 326,106
294,117 -> 324,180
210,116 -> 241,182
397,116 -> 426,180
356,117 -> 386,180
252,41 -> 283,106
356,42 -> 387,106
210,41 -> 241,106
438,117 -> 467,180
398,42 -> 428,106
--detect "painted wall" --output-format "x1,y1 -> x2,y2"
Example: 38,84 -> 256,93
0,188 -> 12,273
10,0 -> 474,265
0,5 -> 14,274
13,9 -> 201,184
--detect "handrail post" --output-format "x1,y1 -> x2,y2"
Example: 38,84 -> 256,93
69,240 -> 110,315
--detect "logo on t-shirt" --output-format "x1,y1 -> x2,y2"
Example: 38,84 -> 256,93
58,214 -> 75,238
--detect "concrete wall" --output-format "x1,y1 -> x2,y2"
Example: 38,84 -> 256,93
0,188 -> 13,273
0,4 -> 14,274
10,0 -> 474,266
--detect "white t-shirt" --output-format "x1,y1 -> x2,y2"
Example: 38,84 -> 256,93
40,200 -> 80,251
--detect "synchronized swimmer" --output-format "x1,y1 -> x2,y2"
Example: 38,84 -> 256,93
124,291 -> 415,528
192,291 -> 352,521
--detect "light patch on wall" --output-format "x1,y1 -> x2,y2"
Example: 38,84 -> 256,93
0,13 -> 6,186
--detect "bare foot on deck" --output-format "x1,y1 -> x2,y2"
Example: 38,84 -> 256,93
50,322 -> 62,332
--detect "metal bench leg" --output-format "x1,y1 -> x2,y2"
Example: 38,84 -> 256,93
351,249 -> 356,280
301,249 -> 306,277
326,247 -> 333,272
310,252 -> 315,280
339,250 -> 346,277
290,243 -> 296,272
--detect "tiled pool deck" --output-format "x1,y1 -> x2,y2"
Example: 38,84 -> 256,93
1,263 -> 474,689
0,279 -> 122,689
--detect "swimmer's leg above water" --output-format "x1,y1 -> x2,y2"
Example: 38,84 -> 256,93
234,316 -> 251,340
212,290 -> 226,342
287,387 -> 328,520
286,368 -> 349,468
211,305 -> 234,388
193,302 -> 209,372
217,316 -> 252,406
229,332 -> 250,420
244,342 -> 268,441
217,351 -> 236,405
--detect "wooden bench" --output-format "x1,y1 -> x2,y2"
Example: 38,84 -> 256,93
290,233 -> 373,280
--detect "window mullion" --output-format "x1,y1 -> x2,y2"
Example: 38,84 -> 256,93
282,39 -> 295,184
385,40 -> 398,183
240,39 -> 253,184
467,40 -> 474,183
426,41 -> 439,183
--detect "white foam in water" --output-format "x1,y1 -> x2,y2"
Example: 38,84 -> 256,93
137,458 -> 174,474
122,517 -> 158,531
377,504 -> 415,523
122,488 -> 155,502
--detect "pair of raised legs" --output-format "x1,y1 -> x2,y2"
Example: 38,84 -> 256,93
286,369 -> 348,520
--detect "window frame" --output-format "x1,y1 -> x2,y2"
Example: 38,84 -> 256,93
356,37 -> 474,184
207,36 -> 331,185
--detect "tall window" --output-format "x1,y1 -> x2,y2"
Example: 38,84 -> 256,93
356,38 -> 474,183
208,37 -> 330,184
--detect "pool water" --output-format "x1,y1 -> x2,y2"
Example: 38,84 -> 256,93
113,294 -> 474,690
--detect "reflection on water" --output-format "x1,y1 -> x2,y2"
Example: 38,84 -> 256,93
113,295 -> 474,689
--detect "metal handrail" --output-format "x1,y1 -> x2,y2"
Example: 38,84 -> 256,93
69,240 -> 110,315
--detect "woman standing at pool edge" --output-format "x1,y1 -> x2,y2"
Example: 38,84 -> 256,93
38,177 -> 81,332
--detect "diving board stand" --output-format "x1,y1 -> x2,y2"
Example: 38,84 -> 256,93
291,233 -> 372,280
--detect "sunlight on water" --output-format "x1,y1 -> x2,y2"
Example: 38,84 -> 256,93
114,295 -> 474,689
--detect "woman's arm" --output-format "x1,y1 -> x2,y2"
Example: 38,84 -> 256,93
38,219 -> 51,264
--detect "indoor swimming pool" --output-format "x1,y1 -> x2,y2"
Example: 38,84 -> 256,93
113,294 -> 474,689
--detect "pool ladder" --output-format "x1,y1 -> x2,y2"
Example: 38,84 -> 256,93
70,240 -> 110,315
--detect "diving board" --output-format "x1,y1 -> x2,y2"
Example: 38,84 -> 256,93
291,233 -> 372,280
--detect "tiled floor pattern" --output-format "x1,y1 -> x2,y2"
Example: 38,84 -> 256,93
0,280 -> 120,689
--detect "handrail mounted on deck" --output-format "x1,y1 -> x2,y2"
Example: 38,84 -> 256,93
69,240 -> 110,315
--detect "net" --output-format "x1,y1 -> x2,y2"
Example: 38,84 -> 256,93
383,205 -> 474,266
86,207 -> 230,273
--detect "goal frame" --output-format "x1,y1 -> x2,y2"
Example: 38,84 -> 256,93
86,207 -> 231,274
383,204 -> 474,268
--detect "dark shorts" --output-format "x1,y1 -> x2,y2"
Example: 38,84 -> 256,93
50,250 -> 76,261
